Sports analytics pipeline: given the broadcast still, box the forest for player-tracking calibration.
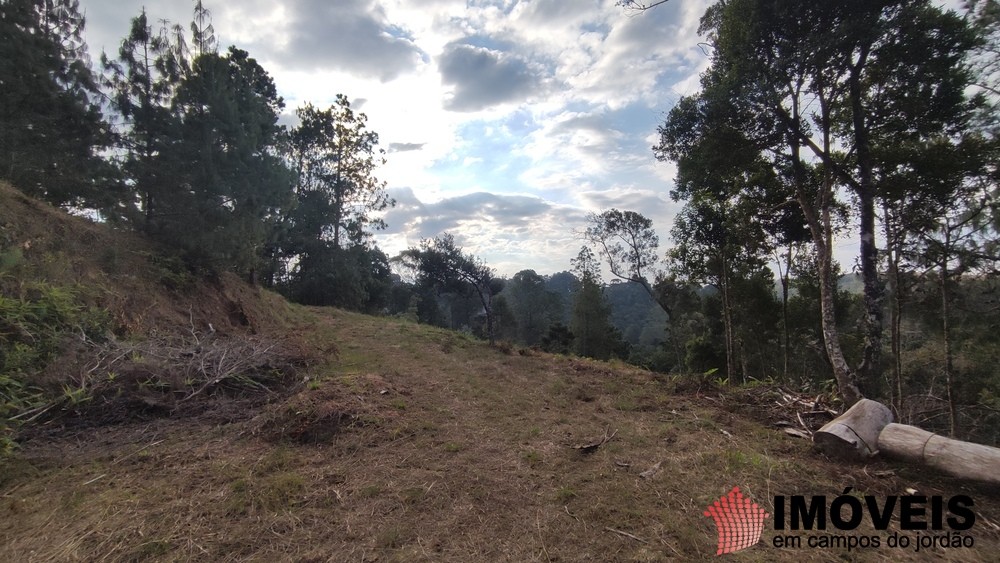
[3,0,1000,447]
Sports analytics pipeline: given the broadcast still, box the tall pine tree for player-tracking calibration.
[287,97,393,252]
[0,0,110,207]
[101,8,188,227]
[165,46,294,280]
[570,247,627,361]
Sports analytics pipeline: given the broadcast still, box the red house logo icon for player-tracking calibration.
[704,486,769,555]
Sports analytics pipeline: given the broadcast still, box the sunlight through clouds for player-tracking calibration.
[78,0,714,275]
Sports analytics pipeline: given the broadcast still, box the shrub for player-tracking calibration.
[0,282,110,453]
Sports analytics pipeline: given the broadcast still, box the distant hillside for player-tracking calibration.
[837,272,865,293]
[605,281,668,347]
[768,273,865,299]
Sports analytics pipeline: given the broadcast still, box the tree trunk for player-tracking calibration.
[472,280,497,346]
[786,93,863,406]
[849,50,882,393]
[940,221,958,437]
[800,173,862,406]
[738,338,749,384]
[883,205,904,416]
[815,404,1000,486]
[720,254,736,382]
[817,206,861,405]
[333,142,344,249]
[813,398,893,459]
[780,245,792,381]
[879,423,1000,485]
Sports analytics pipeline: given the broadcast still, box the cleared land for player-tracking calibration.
[2,307,999,562]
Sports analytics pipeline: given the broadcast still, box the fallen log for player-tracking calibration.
[877,423,1000,486]
[812,398,893,460]
[811,398,1000,485]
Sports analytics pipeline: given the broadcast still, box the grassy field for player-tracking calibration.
[3,306,999,562]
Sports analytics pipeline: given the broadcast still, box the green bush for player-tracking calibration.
[0,284,109,375]
[0,282,111,453]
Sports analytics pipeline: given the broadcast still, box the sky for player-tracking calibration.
[77,0,864,278]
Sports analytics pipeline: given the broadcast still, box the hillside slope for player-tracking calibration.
[0,181,297,339]
[1,184,999,561]
[0,181,311,430]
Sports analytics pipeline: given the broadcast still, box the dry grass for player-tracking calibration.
[0,181,301,340]
[2,308,999,562]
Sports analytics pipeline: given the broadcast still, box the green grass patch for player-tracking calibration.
[377,526,409,549]
[227,471,306,514]
[0,281,112,455]
[399,486,426,505]
[522,449,542,468]
[358,484,382,498]
[554,486,577,503]
[130,539,173,560]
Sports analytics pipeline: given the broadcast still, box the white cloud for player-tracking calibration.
[218,0,427,82]
[376,187,591,275]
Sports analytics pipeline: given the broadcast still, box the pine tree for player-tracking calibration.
[190,0,217,57]
[287,97,393,252]
[0,0,110,207]
[101,8,188,227]
[570,247,627,360]
[165,47,294,280]
[277,96,395,304]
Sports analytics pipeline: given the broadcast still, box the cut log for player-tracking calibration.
[812,399,893,460]
[809,399,999,485]
[878,423,1000,486]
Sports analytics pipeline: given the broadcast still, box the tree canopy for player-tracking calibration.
[397,234,503,344]
[0,0,111,207]
[654,0,990,405]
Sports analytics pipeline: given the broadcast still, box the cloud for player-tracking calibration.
[512,104,657,197]
[383,189,554,237]
[388,142,426,153]
[439,41,546,112]
[511,0,595,28]
[377,187,589,275]
[84,0,427,83]
[81,0,705,276]
[578,187,673,213]
[269,0,424,82]
[572,0,710,108]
